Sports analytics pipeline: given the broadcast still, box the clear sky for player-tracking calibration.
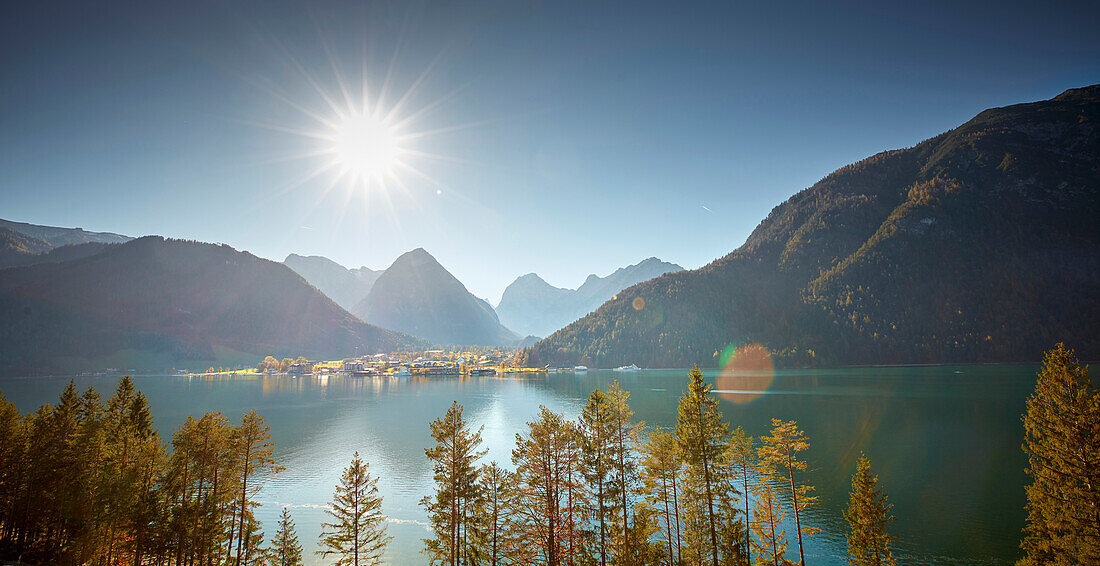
[2,0,1098,304]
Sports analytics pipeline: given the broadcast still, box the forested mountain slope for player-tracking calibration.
[0,226,115,269]
[528,85,1100,368]
[0,237,422,375]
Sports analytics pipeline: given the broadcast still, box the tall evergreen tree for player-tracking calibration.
[579,389,618,566]
[422,401,487,566]
[640,428,683,566]
[749,483,787,566]
[474,462,518,566]
[676,365,728,566]
[758,419,817,566]
[1019,343,1100,565]
[512,406,581,566]
[0,393,23,546]
[607,380,644,565]
[844,454,895,566]
[266,508,303,566]
[232,410,282,566]
[319,452,391,566]
[728,428,756,564]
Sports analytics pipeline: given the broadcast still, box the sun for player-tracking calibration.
[250,40,458,200]
[329,111,403,184]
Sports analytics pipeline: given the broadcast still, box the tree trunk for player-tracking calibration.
[700,403,718,566]
[788,448,805,566]
[235,437,253,566]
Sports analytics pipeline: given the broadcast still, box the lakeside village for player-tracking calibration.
[177,348,641,379]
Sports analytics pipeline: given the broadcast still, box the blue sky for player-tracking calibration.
[2,0,1098,303]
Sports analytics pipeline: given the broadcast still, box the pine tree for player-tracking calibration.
[676,365,728,566]
[474,462,517,566]
[607,380,644,566]
[579,389,618,566]
[319,452,391,566]
[1019,343,1100,565]
[232,410,282,566]
[758,419,817,566]
[728,427,756,564]
[844,454,895,566]
[0,393,24,546]
[422,401,487,566]
[640,427,683,566]
[749,483,787,566]
[511,406,581,566]
[266,508,303,566]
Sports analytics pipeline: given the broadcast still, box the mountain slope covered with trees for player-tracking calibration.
[528,85,1100,368]
[0,237,421,375]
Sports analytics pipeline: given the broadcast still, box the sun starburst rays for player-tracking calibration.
[254,45,461,200]
[235,19,494,253]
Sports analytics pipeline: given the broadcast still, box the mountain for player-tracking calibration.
[283,253,381,312]
[0,227,52,266]
[0,227,118,269]
[353,248,519,345]
[0,218,131,247]
[496,257,683,337]
[0,237,422,376]
[528,85,1100,368]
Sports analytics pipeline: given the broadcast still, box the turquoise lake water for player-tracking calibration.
[0,365,1036,564]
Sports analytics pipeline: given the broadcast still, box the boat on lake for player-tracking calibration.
[614,364,640,372]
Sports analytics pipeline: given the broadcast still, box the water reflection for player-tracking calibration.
[0,366,1034,565]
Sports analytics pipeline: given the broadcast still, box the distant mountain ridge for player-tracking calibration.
[496,257,683,337]
[353,248,519,346]
[0,237,422,375]
[0,227,52,266]
[528,85,1100,368]
[284,253,381,312]
[0,218,131,248]
[0,226,118,269]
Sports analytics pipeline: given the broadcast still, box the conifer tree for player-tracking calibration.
[728,427,756,563]
[233,410,282,566]
[319,452,391,566]
[607,380,644,565]
[512,406,581,566]
[758,419,817,566]
[579,389,618,566]
[676,365,728,566]
[422,401,487,566]
[1019,343,1100,565]
[844,454,895,566]
[0,393,23,544]
[640,428,683,566]
[266,508,303,566]
[475,462,518,566]
[749,483,787,566]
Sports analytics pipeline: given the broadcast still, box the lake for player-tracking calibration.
[0,365,1036,565]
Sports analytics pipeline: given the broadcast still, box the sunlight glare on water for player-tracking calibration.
[0,365,1035,565]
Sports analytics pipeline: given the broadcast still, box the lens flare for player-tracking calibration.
[715,343,775,404]
[632,297,646,311]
